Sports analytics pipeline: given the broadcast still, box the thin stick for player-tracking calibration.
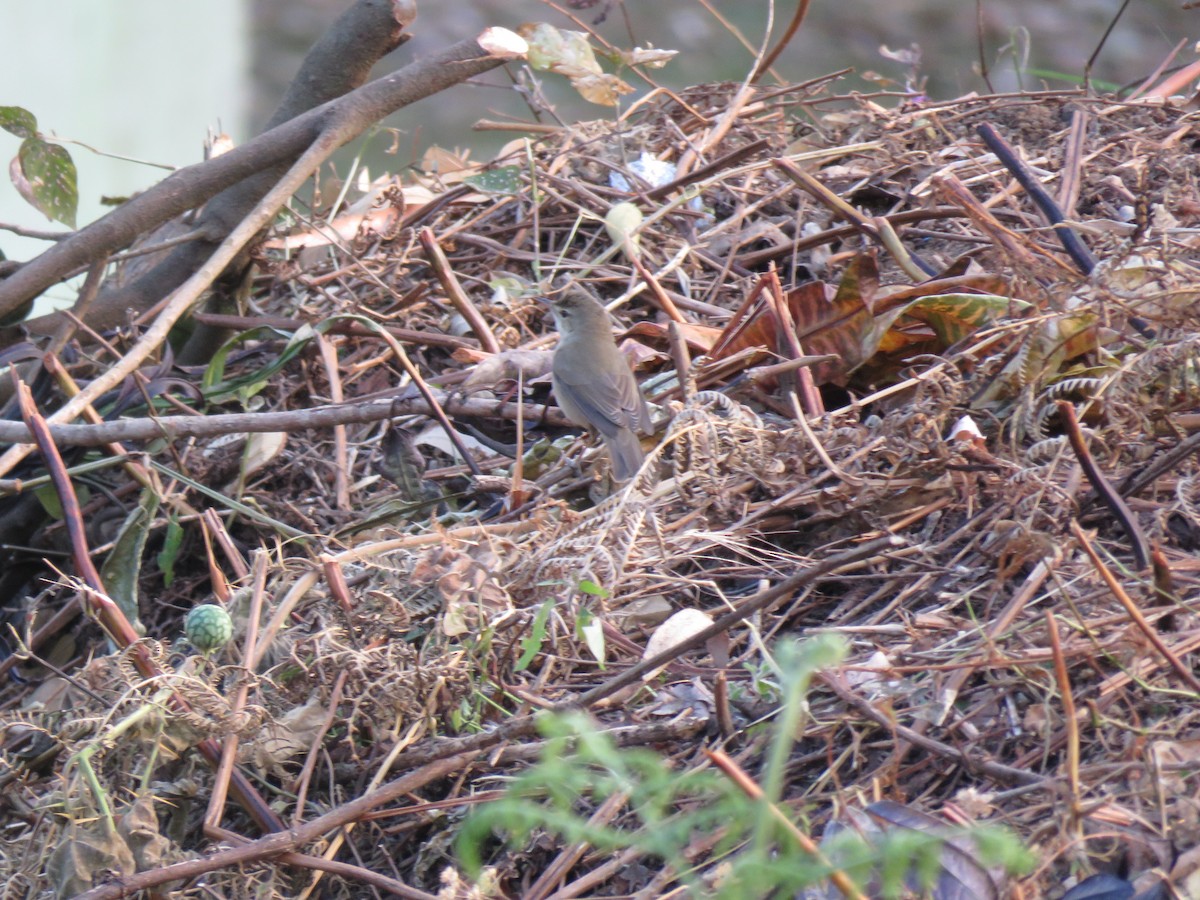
[707,748,866,899]
[1045,610,1081,822]
[205,551,270,829]
[1069,520,1200,694]
[750,0,813,84]
[419,226,501,354]
[1057,400,1148,571]
[315,332,351,510]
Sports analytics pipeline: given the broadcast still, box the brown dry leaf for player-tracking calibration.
[952,787,997,819]
[262,176,419,250]
[989,520,1060,579]
[706,218,792,258]
[412,544,513,637]
[23,674,74,711]
[47,821,137,898]
[614,594,673,630]
[1169,844,1200,897]
[843,649,897,697]
[518,23,634,106]
[709,255,882,385]
[242,431,287,480]
[615,46,678,69]
[863,800,1005,900]
[118,797,175,873]
[451,347,489,365]
[460,349,554,393]
[710,281,825,363]
[641,608,715,679]
[572,73,635,106]
[619,336,668,371]
[261,200,407,250]
[242,697,328,776]
[421,145,474,178]
[1150,738,1200,794]
[710,258,1021,386]
[625,319,724,353]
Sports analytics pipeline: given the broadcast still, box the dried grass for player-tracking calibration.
[4,83,1200,897]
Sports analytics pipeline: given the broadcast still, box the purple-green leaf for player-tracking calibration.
[0,106,38,139]
[17,137,78,227]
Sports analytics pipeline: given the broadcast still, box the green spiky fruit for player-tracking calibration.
[185,604,233,653]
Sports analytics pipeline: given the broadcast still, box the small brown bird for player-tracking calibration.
[545,288,652,481]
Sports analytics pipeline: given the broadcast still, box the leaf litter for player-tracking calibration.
[3,82,1200,897]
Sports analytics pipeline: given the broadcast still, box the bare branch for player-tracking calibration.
[2,13,522,337]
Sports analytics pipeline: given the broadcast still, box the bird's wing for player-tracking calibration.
[555,357,647,433]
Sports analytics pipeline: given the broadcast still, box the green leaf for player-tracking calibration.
[201,324,302,397]
[157,513,184,587]
[34,481,90,519]
[17,137,78,227]
[577,579,610,599]
[0,106,37,139]
[515,598,554,671]
[463,165,522,194]
[100,489,161,637]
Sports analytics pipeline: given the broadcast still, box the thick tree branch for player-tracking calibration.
[3,0,414,327]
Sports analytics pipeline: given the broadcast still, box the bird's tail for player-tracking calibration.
[605,428,645,482]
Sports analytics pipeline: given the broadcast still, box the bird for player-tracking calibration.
[544,288,652,481]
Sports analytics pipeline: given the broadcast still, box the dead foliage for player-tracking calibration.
[4,81,1200,898]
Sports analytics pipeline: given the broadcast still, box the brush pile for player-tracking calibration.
[3,79,1200,898]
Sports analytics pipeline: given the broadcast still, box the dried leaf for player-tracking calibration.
[118,797,174,872]
[613,595,673,630]
[624,319,723,353]
[710,255,881,385]
[572,75,631,107]
[579,611,606,664]
[47,821,137,898]
[605,201,643,257]
[461,349,554,392]
[641,608,715,679]
[616,45,678,69]
[411,545,513,637]
[518,23,634,106]
[243,698,328,775]
[242,431,287,479]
